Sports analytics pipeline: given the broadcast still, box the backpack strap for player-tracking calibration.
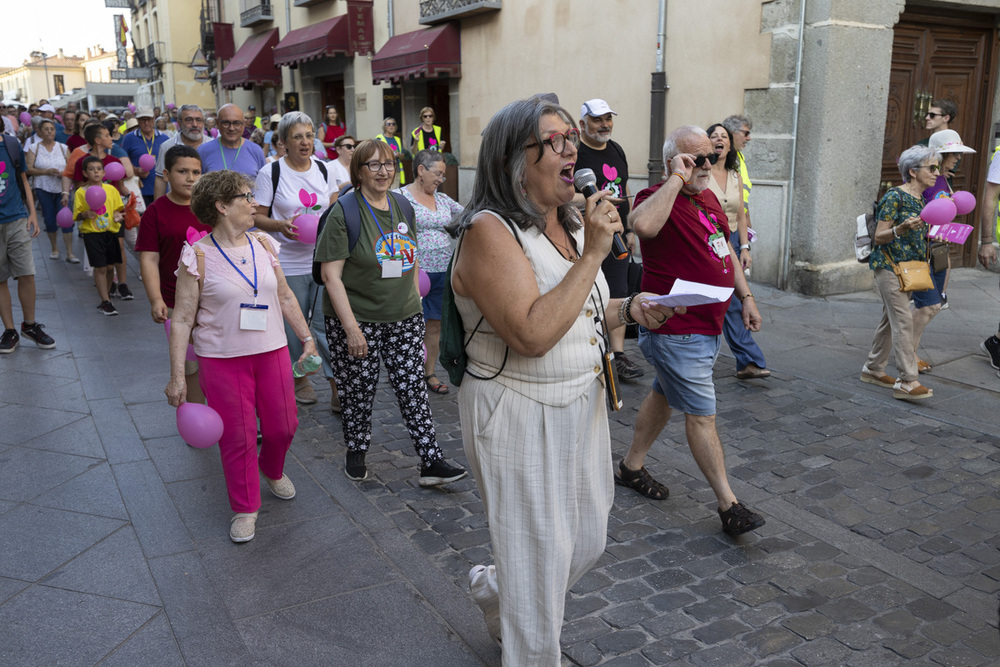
[3,134,27,203]
[268,159,280,218]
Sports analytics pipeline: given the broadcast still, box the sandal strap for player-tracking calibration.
[616,461,669,500]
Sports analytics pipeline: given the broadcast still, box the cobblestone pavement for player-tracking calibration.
[2,238,999,665]
[296,353,1000,666]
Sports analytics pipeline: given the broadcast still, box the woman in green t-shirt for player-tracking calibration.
[314,140,466,488]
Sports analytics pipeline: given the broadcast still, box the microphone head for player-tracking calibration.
[573,168,597,190]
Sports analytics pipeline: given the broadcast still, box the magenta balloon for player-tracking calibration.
[210,128,219,138]
[418,269,431,297]
[138,154,156,172]
[951,190,976,216]
[56,206,74,229]
[166,103,176,110]
[128,103,136,112]
[19,112,31,125]
[919,198,956,226]
[176,402,224,448]
[85,185,107,210]
[295,214,319,244]
[103,162,126,181]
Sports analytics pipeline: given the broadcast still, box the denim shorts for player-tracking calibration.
[638,330,721,416]
[910,267,946,308]
[422,270,447,321]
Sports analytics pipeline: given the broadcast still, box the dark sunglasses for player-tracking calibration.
[338,143,356,150]
[693,153,720,168]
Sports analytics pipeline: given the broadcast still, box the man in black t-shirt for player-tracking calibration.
[573,98,642,379]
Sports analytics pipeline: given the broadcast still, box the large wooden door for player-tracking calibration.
[882,7,998,266]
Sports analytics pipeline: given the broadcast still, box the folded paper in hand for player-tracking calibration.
[646,279,735,308]
[926,222,972,245]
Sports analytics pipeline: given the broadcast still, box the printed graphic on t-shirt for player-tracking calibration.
[0,161,9,198]
[298,189,323,212]
[374,232,417,272]
[600,163,624,199]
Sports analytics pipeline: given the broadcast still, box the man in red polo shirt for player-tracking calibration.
[616,125,766,537]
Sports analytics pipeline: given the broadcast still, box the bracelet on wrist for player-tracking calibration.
[739,293,754,303]
[619,293,638,326]
[670,172,685,183]
[301,336,313,344]
[739,244,750,251]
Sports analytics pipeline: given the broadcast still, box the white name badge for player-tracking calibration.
[381,259,403,279]
[709,234,729,258]
[240,303,268,331]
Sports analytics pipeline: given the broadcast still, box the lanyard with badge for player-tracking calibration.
[359,193,405,279]
[683,193,730,272]
[209,233,268,331]
[219,141,244,170]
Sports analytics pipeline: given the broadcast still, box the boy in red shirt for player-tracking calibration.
[137,145,211,403]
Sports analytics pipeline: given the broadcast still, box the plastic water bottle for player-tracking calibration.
[292,354,322,378]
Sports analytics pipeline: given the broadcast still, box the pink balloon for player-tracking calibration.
[920,198,956,226]
[104,161,125,182]
[56,206,74,229]
[19,112,30,125]
[164,318,171,338]
[210,128,219,138]
[138,154,156,172]
[176,402,224,448]
[85,185,107,210]
[418,269,431,298]
[951,190,976,216]
[166,103,176,110]
[295,214,319,244]
[128,103,136,112]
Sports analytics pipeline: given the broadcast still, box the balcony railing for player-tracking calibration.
[146,44,158,66]
[240,0,273,28]
[419,0,500,25]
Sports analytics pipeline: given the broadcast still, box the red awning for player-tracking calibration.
[371,22,460,84]
[273,16,349,67]
[220,28,280,90]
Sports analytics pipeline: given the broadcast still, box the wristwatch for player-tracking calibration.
[739,244,750,251]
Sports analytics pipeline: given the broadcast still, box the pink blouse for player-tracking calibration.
[178,234,287,358]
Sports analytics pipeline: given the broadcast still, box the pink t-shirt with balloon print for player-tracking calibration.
[252,156,337,277]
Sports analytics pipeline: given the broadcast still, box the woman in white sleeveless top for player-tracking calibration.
[706,123,769,380]
[451,98,679,665]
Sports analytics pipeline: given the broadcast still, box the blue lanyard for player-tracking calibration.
[358,192,396,256]
[209,233,258,298]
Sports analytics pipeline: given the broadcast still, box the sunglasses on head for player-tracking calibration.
[693,153,720,168]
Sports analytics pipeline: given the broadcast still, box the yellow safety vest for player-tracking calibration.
[411,125,443,152]
[376,133,406,184]
[737,151,752,212]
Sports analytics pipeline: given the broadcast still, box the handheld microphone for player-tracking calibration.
[574,168,629,260]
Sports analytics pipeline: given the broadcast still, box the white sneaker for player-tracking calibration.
[469,565,502,646]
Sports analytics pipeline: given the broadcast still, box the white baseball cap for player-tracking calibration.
[580,99,617,119]
[38,103,55,113]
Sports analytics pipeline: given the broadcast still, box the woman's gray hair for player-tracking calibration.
[278,111,314,144]
[897,145,937,183]
[662,125,708,168]
[450,97,579,235]
[412,149,444,180]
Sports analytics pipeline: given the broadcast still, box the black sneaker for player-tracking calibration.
[117,283,134,300]
[614,351,644,380]
[0,329,18,354]
[98,300,119,316]
[940,292,948,310]
[982,335,1000,370]
[719,501,766,536]
[108,283,118,298]
[419,459,467,487]
[20,322,55,349]
[345,449,368,481]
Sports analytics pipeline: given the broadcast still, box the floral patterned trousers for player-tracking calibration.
[325,312,444,465]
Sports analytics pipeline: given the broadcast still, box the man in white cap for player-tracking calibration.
[153,105,206,200]
[122,107,168,205]
[572,98,642,380]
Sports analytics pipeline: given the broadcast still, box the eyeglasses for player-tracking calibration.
[427,169,446,182]
[385,122,397,126]
[421,114,433,119]
[219,120,244,128]
[339,143,356,150]
[736,129,751,137]
[365,161,396,172]
[917,164,941,172]
[234,192,255,203]
[925,112,942,119]
[692,153,721,168]
[526,128,581,154]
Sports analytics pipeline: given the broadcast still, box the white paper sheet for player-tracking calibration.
[645,279,734,308]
